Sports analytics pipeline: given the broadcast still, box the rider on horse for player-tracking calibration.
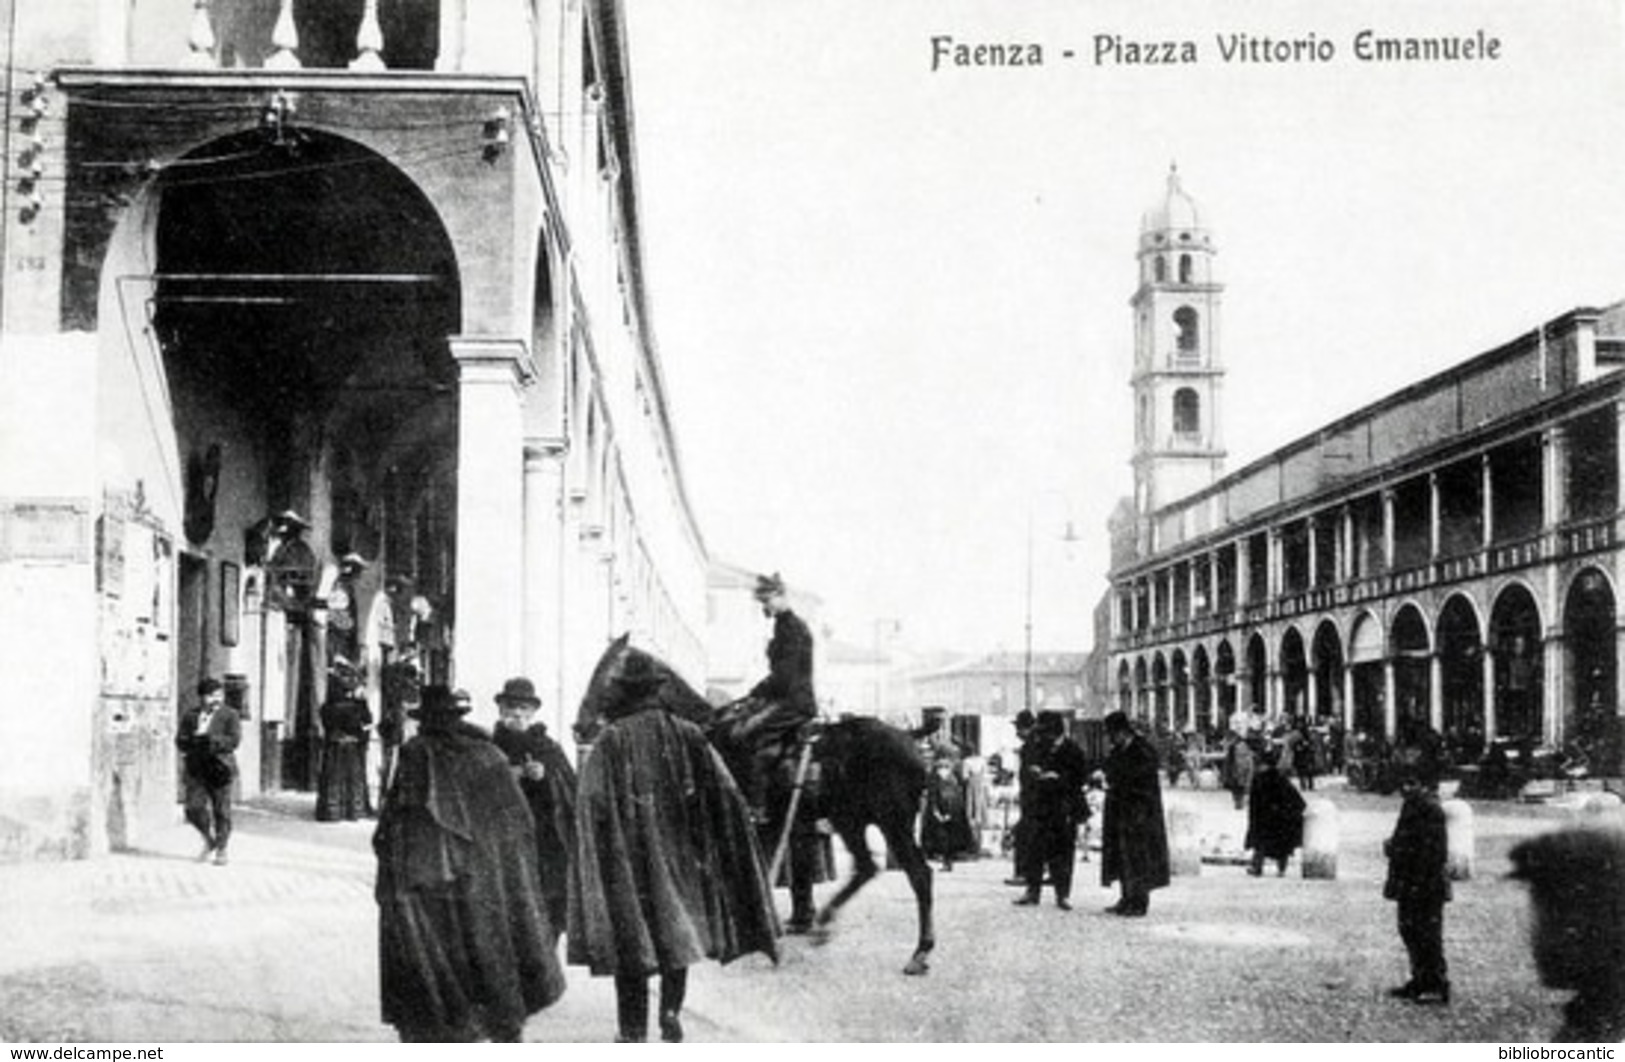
[736,572,819,816]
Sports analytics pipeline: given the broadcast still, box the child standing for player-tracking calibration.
[1382,763,1451,1005]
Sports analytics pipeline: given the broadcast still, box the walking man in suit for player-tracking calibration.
[176,676,241,865]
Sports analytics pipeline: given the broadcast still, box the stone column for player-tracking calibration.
[1210,551,1222,613]
[1307,516,1320,589]
[1342,664,1356,733]
[1429,651,1444,733]
[1382,488,1396,571]
[1544,630,1565,749]
[1383,658,1398,741]
[1236,539,1251,607]
[451,337,535,729]
[1483,646,1498,740]
[522,439,568,740]
[1543,425,1569,530]
[1269,528,1283,598]
[1481,453,1495,548]
[1428,472,1441,561]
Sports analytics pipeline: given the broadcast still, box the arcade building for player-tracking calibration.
[1103,167,1625,778]
[0,1,709,859]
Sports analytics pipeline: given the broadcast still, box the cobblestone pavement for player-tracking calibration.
[0,786,1614,1043]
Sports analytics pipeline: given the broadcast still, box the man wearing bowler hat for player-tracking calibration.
[493,676,578,932]
[176,676,241,865]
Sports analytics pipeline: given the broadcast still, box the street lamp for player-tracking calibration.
[1024,500,1081,715]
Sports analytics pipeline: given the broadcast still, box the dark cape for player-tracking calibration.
[493,722,578,922]
[1100,732,1173,894]
[373,721,565,1041]
[1244,765,1306,859]
[568,701,780,978]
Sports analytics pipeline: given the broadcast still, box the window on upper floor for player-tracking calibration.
[1174,306,1199,356]
[1179,254,1193,284]
[1173,388,1200,437]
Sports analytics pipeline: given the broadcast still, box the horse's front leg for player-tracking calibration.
[812,820,879,944]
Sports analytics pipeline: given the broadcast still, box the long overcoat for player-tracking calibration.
[568,701,780,978]
[493,722,578,923]
[1100,731,1172,895]
[1244,764,1306,860]
[1383,789,1451,905]
[373,720,565,1040]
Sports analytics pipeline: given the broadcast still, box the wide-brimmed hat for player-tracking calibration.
[495,677,541,708]
[274,509,310,531]
[408,684,468,721]
[614,650,665,699]
[753,572,786,600]
[339,552,366,572]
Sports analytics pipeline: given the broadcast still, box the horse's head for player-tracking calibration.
[573,633,716,746]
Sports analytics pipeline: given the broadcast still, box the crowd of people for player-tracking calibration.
[173,559,1622,1042]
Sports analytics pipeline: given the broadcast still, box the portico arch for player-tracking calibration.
[1347,611,1385,737]
[1564,566,1618,770]
[1437,593,1485,757]
[1310,619,1344,725]
[1391,604,1432,738]
[1490,583,1544,743]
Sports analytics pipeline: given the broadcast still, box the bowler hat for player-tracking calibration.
[614,650,665,698]
[197,677,224,697]
[1036,709,1065,734]
[753,572,786,600]
[1104,710,1134,734]
[495,677,542,708]
[409,684,469,721]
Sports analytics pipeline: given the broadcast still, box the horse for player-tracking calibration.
[573,634,937,976]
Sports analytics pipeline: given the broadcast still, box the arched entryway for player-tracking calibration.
[1214,639,1237,722]
[1564,567,1618,771]
[1191,644,1213,731]
[1310,619,1344,725]
[1280,627,1308,720]
[149,129,462,792]
[1348,611,1385,737]
[1244,633,1268,715]
[1489,583,1544,744]
[1391,604,1432,738]
[1437,594,1485,759]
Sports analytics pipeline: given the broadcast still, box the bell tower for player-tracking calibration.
[1130,163,1226,552]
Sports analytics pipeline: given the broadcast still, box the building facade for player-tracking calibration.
[911,650,1090,757]
[1104,172,1625,778]
[0,1,709,859]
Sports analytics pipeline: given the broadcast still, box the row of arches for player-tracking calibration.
[1115,567,1620,763]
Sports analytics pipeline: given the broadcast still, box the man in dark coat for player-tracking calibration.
[176,676,241,866]
[1383,763,1451,1005]
[1245,747,1306,876]
[1100,710,1171,916]
[736,572,819,813]
[569,649,780,1043]
[491,675,578,931]
[1012,711,1090,910]
[1003,708,1038,886]
[373,684,565,1042]
[1509,824,1625,1042]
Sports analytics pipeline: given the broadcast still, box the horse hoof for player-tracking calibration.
[903,956,929,976]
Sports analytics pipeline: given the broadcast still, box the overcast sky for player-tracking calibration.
[620,0,1625,657]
